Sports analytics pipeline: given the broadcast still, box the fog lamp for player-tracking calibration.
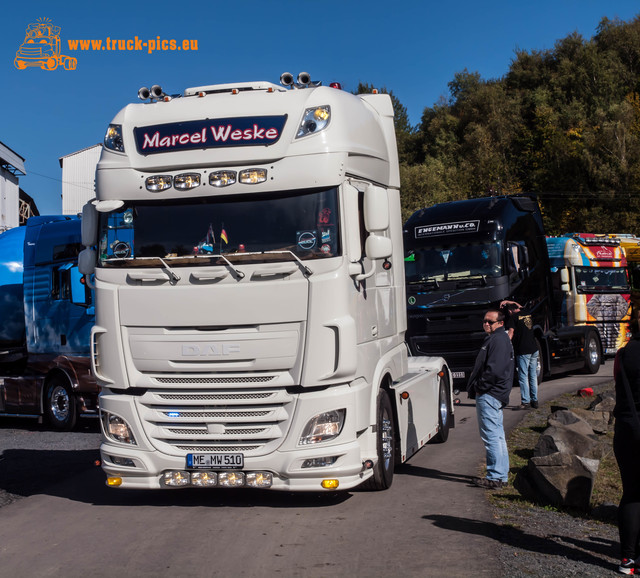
[162,471,191,487]
[321,479,339,489]
[301,456,338,469]
[145,175,172,192]
[174,173,201,190]
[239,169,267,184]
[191,471,217,487]
[107,477,123,487]
[218,472,245,487]
[209,170,237,187]
[299,409,346,445]
[245,472,273,487]
[110,456,135,467]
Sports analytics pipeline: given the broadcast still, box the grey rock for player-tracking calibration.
[528,452,599,509]
[534,425,604,460]
[588,391,616,412]
[571,408,612,434]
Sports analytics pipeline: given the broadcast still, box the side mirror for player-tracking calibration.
[355,235,393,282]
[79,248,97,289]
[363,184,389,232]
[82,202,98,247]
[365,234,392,260]
[70,266,91,306]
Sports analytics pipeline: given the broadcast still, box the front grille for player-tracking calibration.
[175,444,262,452]
[135,387,295,457]
[158,392,273,401]
[155,376,276,385]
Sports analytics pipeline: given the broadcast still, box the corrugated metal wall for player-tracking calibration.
[61,144,101,215]
[0,168,20,232]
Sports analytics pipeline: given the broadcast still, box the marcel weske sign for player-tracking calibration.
[134,115,287,154]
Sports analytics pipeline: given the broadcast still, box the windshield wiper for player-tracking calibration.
[241,250,313,276]
[103,256,183,284]
[408,278,440,290]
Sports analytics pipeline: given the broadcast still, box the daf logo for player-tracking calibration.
[182,343,241,356]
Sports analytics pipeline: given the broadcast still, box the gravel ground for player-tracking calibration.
[491,381,623,578]
[495,495,620,577]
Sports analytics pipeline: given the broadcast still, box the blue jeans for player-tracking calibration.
[476,393,509,482]
[517,352,539,404]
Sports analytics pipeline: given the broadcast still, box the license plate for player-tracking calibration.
[452,372,465,379]
[187,453,244,469]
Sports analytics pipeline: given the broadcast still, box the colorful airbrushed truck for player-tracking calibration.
[79,74,454,491]
[546,234,631,356]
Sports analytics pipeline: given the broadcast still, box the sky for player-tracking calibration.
[1,0,639,215]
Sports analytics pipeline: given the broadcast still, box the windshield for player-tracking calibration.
[574,267,629,293]
[405,242,502,283]
[98,187,340,267]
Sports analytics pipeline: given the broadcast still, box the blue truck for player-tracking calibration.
[0,216,98,430]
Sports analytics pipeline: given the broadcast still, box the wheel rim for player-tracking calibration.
[588,338,599,365]
[50,385,70,422]
[439,380,448,425]
[381,411,393,470]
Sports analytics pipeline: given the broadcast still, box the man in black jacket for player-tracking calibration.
[467,308,514,489]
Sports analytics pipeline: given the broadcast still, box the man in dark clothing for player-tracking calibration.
[467,308,514,489]
[502,300,539,409]
[613,319,640,575]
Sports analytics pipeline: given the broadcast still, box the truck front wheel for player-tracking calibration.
[433,373,451,443]
[535,338,545,383]
[583,331,601,374]
[45,377,77,431]
[362,389,395,491]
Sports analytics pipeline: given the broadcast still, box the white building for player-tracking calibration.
[59,144,101,215]
[0,141,26,232]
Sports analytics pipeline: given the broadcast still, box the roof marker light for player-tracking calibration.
[329,82,342,90]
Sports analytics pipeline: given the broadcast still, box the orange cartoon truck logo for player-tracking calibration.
[15,18,77,71]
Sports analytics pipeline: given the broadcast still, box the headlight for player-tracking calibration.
[299,409,345,445]
[104,124,125,152]
[101,411,137,445]
[296,106,331,139]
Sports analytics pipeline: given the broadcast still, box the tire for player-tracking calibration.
[63,57,77,71]
[535,338,545,384]
[45,57,58,71]
[583,330,601,374]
[433,374,451,443]
[362,389,395,491]
[44,376,77,431]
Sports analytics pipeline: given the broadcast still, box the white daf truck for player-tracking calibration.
[79,73,453,491]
